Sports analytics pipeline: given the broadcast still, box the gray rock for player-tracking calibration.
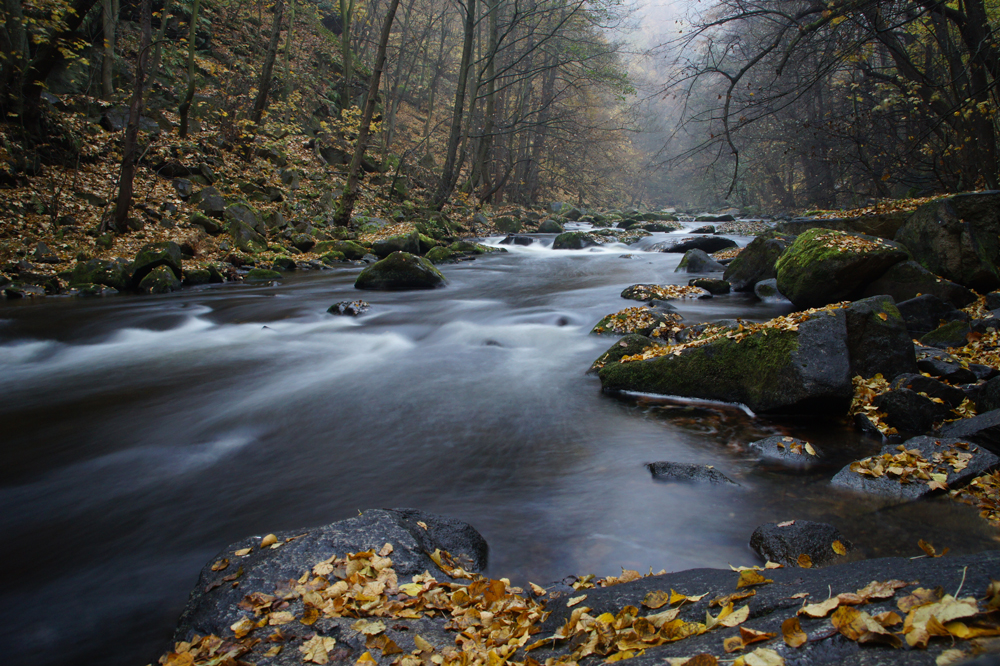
[915,346,978,383]
[843,295,917,380]
[896,294,969,336]
[499,234,533,246]
[873,389,951,434]
[32,242,61,264]
[749,520,851,567]
[224,203,262,234]
[328,300,370,316]
[748,436,821,468]
[172,178,193,199]
[890,373,967,408]
[675,248,726,273]
[831,436,998,500]
[894,191,1000,291]
[663,236,738,254]
[859,260,975,308]
[229,220,268,253]
[130,241,183,288]
[646,462,738,485]
[723,231,795,292]
[193,187,226,217]
[919,320,974,348]
[938,410,1000,456]
[172,509,487,644]
[66,258,131,291]
[537,219,563,234]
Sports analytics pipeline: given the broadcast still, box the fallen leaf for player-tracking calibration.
[799,597,840,618]
[918,539,949,558]
[368,633,404,656]
[804,443,817,456]
[268,611,295,625]
[723,635,745,653]
[234,548,251,556]
[743,647,784,666]
[300,635,337,664]
[260,534,278,548]
[643,590,671,609]
[739,626,776,647]
[710,590,756,607]
[936,649,968,666]
[832,541,847,556]
[797,554,812,569]
[776,520,795,527]
[737,571,773,589]
[781,617,807,648]
[352,619,387,636]
[413,635,434,652]
[719,604,750,628]
[231,616,255,638]
[530,582,547,596]
[211,558,229,571]
[356,651,378,666]
[567,594,588,607]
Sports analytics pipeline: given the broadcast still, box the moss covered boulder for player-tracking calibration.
[591,307,684,339]
[425,246,456,264]
[138,265,182,293]
[723,231,795,291]
[893,192,1000,292]
[67,258,131,291]
[553,231,600,249]
[675,248,725,273]
[537,219,564,234]
[775,228,908,308]
[246,268,282,281]
[597,306,854,414]
[372,231,436,258]
[229,219,268,253]
[355,251,446,291]
[313,240,369,260]
[130,241,183,288]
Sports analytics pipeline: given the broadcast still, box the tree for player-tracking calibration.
[251,0,285,125]
[179,0,202,137]
[333,0,403,226]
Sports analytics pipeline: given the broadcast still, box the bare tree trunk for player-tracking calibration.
[1,0,28,113]
[178,0,201,137]
[101,0,115,99]
[433,0,476,209]
[473,0,497,197]
[149,0,173,81]
[251,0,284,125]
[333,0,402,226]
[339,0,356,108]
[282,0,296,109]
[111,0,151,234]
[422,16,449,142]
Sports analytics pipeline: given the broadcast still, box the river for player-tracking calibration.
[1,224,995,666]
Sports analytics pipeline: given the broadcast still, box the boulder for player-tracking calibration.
[494,216,522,233]
[67,258,131,291]
[588,334,655,374]
[193,186,226,217]
[537,219,564,234]
[598,305,853,414]
[271,256,296,271]
[919,320,974,348]
[675,249,726,273]
[843,295,917,380]
[646,462,738,485]
[591,308,683,338]
[938,410,1000,455]
[313,240,369,260]
[776,210,910,239]
[355,252,446,291]
[499,234,534,246]
[975,375,1000,413]
[189,211,222,235]
[425,246,456,264]
[172,178,193,199]
[224,203,263,234]
[749,521,851,567]
[774,228,908,308]
[662,236,738,254]
[553,231,600,250]
[171,509,488,645]
[896,294,969,336]
[328,300,370,316]
[32,242,60,264]
[229,220,268,253]
[130,241,183,287]
[915,346,978,384]
[643,222,681,232]
[872,389,951,434]
[690,225,715,234]
[747,436,821,469]
[137,265,182,294]
[690,278,730,295]
[894,191,1000,292]
[831,436,998,501]
[890,373,967,408]
[291,233,316,253]
[245,268,282,281]
[722,231,795,291]
[859,260,975,308]
[753,278,790,303]
[694,213,735,222]
[372,232,435,258]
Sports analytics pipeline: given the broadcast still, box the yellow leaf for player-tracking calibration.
[261,534,278,548]
[300,635,338,664]
[234,548,252,556]
[723,635,745,653]
[878,313,888,321]
[399,583,423,596]
[356,651,378,666]
[743,647,785,666]
[831,541,847,556]
[799,597,840,618]
[781,617,807,648]
[719,604,750,628]
[606,649,643,662]
[268,611,295,625]
[643,590,671,609]
[211,558,230,571]
[413,635,434,652]
[567,594,588,607]
[231,616,255,639]
[737,570,773,589]
[353,619,386,636]
[530,582,547,596]
[797,554,812,569]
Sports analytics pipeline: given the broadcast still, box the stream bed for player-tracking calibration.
[1,226,996,666]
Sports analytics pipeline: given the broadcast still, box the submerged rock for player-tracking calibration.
[355,251,446,291]
[749,520,852,567]
[328,300,370,316]
[646,461,739,485]
[747,436,821,468]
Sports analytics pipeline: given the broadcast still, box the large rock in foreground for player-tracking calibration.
[173,508,488,641]
[355,251,446,290]
[597,297,915,415]
[894,191,1000,292]
[775,228,908,308]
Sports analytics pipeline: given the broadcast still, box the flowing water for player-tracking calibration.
[1,225,996,666]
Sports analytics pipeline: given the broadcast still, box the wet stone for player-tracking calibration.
[646,461,739,485]
[749,520,852,567]
[328,300,371,316]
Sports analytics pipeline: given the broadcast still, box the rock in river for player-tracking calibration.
[749,520,852,567]
[355,251,446,290]
[646,461,738,485]
[748,436,821,468]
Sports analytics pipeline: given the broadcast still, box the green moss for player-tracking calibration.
[598,329,799,408]
[246,268,282,281]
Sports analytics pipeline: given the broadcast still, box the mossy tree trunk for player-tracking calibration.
[178,0,201,138]
[333,0,402,226]
[338,0,356,108]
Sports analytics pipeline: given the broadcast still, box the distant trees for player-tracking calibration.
[659,0,1000,210]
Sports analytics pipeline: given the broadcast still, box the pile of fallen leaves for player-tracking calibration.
[619,302,849,364]
[848,374,897,437]
[622,284,709,301]
[155,540,1000,666]
[951,471,1000,526]
[847,442,976,491]
[710,247,741,261]
[801,196,943,220]
[592,307,686,339]
[811,230,898,254]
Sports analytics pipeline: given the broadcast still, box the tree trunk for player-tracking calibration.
[101,0,116,99]
[251,0,284,125]
[473,0,497,198]
[1,0,28,113]
[283,0,296,109]
[111,0,152,234]
[149,0,174,81]
[422,16,449,142]
[432,0,476,209]
[333,0,402,226]
[178,0,201,137]
[339,0,356,108]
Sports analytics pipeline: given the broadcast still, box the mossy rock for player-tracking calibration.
[67,258,131,291]
[229,220,268,253]
[372,231,436,258]
[495,216,522,233]
[190,211,222,235]
[597,307,854,414]
[183,268,212,285]
[272,256,297,271]
[313,240,369,260]
[73,282,119,297]
[775,228,909,308]
[246,268,283,281]
[919,320,974,349]
[320,251,347,265]
[723,231,795,292]
[355,251,446,291]
[415,214,462,241]
[425,246,456,264]
[138,265,182,294]
[690,278,730,294]
[591,308,684,338]
[588,334,655,374]
[553,231,600,249]
[537,219,564,234]
[130,241,183,288]
[448,241,505,255]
